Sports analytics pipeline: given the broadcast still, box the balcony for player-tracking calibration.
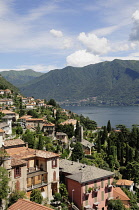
[93,186,100,192]
[27,170,48,191]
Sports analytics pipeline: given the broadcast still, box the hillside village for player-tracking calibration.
[0,88,139,210]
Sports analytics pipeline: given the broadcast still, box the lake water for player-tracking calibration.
[62,106,139,128]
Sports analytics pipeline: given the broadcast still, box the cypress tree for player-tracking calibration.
[107,120,112,133]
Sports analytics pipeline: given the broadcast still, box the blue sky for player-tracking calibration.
[0,0,139,72]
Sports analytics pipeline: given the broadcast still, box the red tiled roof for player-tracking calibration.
[4,139,25,147]
[113,187,130,201]
[8,199,54,210]
[26,118,44,121]
[6,147,59,159]
[0,128,4,133]
[116,179,133,186]
[2,110,15,114]
[43,123,55,126]
[11,158,27,167]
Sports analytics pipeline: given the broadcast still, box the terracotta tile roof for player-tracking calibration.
[113,187,130,201]
[0,128,4,133]
[60,119,77,126]
[19,115,32,119]
[11,158,27,167]
[2,110,15,114]
[8,199,54,210]
[26,118,44,121]
[4,139,25,147]
[6,147,59,160]
[43,123,55,126]
[116,179,133,186]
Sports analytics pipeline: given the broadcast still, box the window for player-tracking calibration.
[14,166,21,178]
[52,158,57,168]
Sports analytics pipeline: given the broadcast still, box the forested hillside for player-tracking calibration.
[18,59,139,105]
[0,75,19,93]
[1,69,43,87]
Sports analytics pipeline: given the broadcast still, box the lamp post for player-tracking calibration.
[72,189,74,206]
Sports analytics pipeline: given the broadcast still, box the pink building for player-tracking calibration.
[60,159,114,210]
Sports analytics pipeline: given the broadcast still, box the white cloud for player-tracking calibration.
[130,10,139,41]
[78,32,110,55]
[50,29,63,38]
[132,10,139,21]
[16,64,59,72]
[92,25,119,36]
[66,50,101,67]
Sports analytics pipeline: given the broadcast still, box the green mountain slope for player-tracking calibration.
[19,59,139,105]
[1,69,43,87]
[0,75,19,93]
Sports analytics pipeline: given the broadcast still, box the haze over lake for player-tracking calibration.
[62,106,139,128]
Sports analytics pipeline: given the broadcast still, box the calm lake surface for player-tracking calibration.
[62,105,139,128]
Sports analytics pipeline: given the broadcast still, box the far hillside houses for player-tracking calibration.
[26,118,45,130]
[0,99,13,106]
[42,123,55,137]
[60,119,77,130]
[0,89,12,95]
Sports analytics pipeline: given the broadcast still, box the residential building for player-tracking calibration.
[56,132,68,144]
[113,187,130,209]
[42,123,55,137]
[2,139,59,201]
[60,159,114,210]
[26,118,45,130]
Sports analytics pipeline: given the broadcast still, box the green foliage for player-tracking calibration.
[125,161,139,184]
[80,115,97,130]
[37,135,44,150]
[108,199,126,210]
[0,167,9,201]
[59,184,68,200]
[56,124,74,138]
[8,190,26,207]
[48,99,57,107]
[22,130,35,148]
[122,188,139,209]
[19,59,139,105]
[71,142,84,161]
[0,75,19,93]
[1,69,43,87]
[107,120,112,133]
[27,110,40,118]
[30,189,43,204]
[15,125,23,135]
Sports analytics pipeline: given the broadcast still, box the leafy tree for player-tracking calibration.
[56,124,74,138]
[15,125,23,135]
[0,167,9,206]
[122,188,139,209]
[8,190,26,207]
[22,130,35,148]
[101,126,108,145]
[75,120,80,140]
[107,120,112,133]
[48,99,57,107]
[71,142,84,161]
[30,189,43,204]
[37,135,44,150]
[108,199,126,210]
[125,161,139,184]
[59,184,68,200]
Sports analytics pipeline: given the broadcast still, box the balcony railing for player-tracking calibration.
[27,181,47,191]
